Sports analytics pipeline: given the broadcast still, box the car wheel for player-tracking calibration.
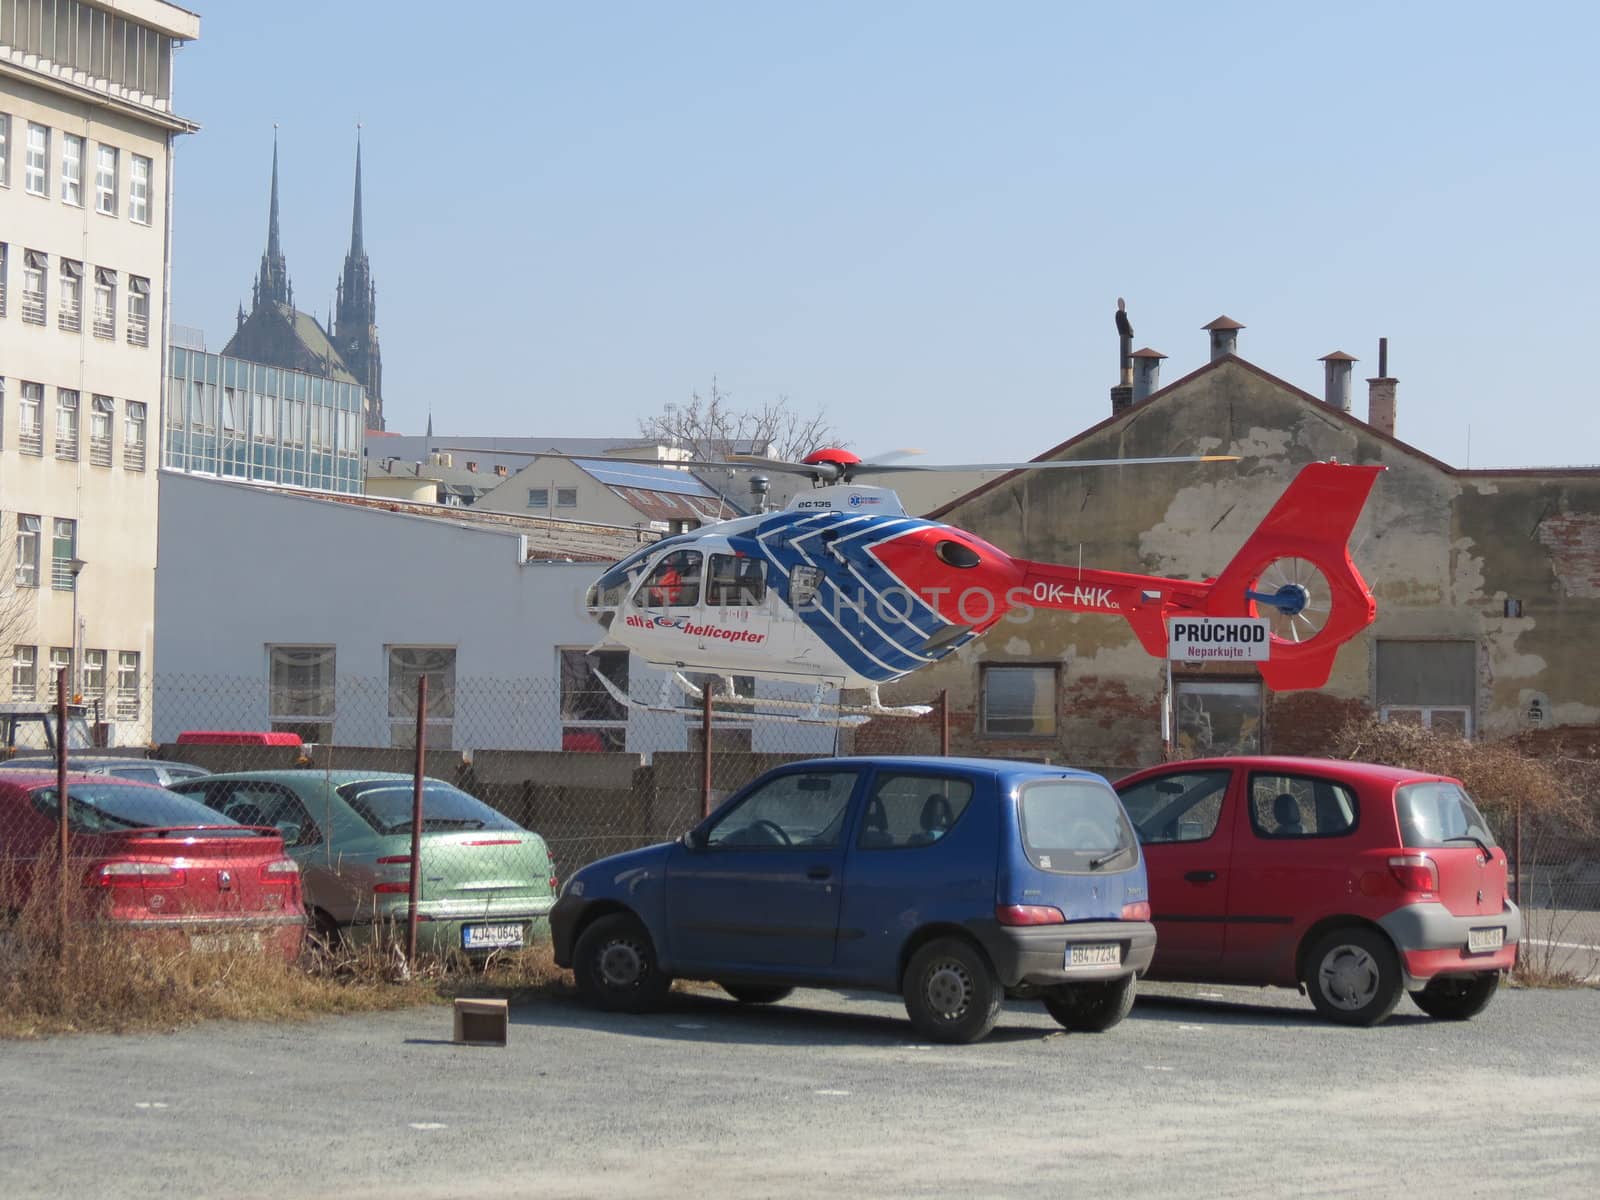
[310,908,343,949]
[1304,927,1403,1026]
[1411,972,1500,1021]
[573,913,672,1013]
[1042,974,1137,1033]
[902,937,1001,1044]
[720,983,794,1005]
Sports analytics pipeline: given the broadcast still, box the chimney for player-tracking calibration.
[1131,348,1167,403]
[413,461,422,476]
[466,460,478,473]
[1110,297,1135,414]
[1366,337,1398,437]
[494,464,508,477]
[1203,315,1244,361]
[1318,351,1357,411]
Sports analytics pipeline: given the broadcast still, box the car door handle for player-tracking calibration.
[1184,870,1218,883]
[806,866,833,881]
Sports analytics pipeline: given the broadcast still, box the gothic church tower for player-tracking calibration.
[333,136,385,431]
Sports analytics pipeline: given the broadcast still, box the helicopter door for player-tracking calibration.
[699,552,778,671]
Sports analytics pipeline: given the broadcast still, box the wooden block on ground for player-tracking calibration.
[452,997,508,1046]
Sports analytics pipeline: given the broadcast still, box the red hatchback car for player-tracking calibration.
[1114,756,1520,1025]
[0,772,305,958]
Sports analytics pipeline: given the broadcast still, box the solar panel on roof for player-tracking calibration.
[573,459,721,498]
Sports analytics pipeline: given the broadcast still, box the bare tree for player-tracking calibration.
[0,578,35,697]
[639,378,842,463]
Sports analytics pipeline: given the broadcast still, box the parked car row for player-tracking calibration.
[554,754,1521,1042]
[0,765,558,958]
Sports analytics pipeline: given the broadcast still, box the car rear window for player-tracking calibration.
[30,784,240,835]
[337,780,518,835]
[1017,778,1137,873]
[1396,781,1498,850]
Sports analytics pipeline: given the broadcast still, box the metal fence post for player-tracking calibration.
[406,674,427,963]
[1513,797,1524,910]
[701,684,714,819]
[938,688,950,756]
[56,668,70,951]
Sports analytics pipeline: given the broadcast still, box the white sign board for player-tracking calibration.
[1167,617,1272,662]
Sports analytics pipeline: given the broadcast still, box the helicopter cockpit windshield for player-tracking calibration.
[587,534,700,613]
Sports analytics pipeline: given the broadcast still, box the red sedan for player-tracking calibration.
[1114,756,1519,1025]
[0,771,305,959]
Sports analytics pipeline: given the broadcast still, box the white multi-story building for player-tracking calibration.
[0,0,200,741]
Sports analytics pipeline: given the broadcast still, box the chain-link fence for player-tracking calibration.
[4,670,1595,982]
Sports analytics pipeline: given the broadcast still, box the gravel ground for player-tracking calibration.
[2,980,1597,1199]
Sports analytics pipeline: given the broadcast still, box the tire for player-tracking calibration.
[1303,927,1404,1026]
[902,937,1002,1044]
[1411,972,1500,1021]
[573,913,672,1013]
[720,983,794,1005]
[1042,974,1137,1033]
[310,908,343,949]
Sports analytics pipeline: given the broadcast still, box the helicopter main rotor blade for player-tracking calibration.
[851,454,1241,474]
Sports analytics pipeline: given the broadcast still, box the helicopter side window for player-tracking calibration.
[707,554,766,607]
[634,550,702,608]
[790,565,824,608]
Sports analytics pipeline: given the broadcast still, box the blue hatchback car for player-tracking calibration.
[551,756,1156,1043]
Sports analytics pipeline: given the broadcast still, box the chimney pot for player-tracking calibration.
[1202,315,1244,362]
[495,464,508,477]
[1318,351,1357,411]
[1130,347,1167,404]
[466,460,478,473]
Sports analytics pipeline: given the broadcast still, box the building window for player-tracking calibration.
[14,515,41,588]
[89,395,114,467]
[124,400,147,470]
[126,275,150,346]
[1174,679,1263,757]
[559,647,628,751]
[93,267,116,338]
[51,518,78,591]
[116,651,141,721]
[20,382,44,455]
[25,123,47,195]
[0,241,8,316]
[980,664,1058,736]
[1376,640,1476,739]
[129,154,151,223]
[252,393,275,441]
[95,144,118,215]
[57,258,82,331]
[12,646,37,701]
[387,647,457,749]
[60,133,83,205]
[0,113,9,187]
[268,645,336,742]
[48,647,72,696]
[526,488,548,509]
[21,249,46,324]
[55,390,79,461]
[556,488,578,508]
[82,649,107,705]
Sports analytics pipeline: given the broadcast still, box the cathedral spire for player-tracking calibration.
[334,128,384,431]
[255,126,291,307]
[350,128,365,259]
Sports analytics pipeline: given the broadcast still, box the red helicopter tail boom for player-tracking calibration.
[1014,462,1381,691]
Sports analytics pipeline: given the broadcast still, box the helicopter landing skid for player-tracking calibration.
[585,656,931,725]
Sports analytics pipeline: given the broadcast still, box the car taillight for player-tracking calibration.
[90,862,186,888]
[1388,854,1439,896]
[463,839,521,847]
[376,855,413,865]
[259,858,299,885]
[373,881,411,894]
[1120,901,1151,921]
[549,875,559,892]
[995,904,1065,926]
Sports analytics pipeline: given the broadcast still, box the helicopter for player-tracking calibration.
[567,447,1383,723]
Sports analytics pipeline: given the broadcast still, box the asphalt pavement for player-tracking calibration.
[2,980,1597,1199]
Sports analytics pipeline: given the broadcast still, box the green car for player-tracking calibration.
[169,771,557,953]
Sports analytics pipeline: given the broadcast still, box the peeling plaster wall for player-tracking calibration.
[868,359,1600,768]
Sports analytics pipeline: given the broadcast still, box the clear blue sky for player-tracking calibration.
[170,0,1598,468]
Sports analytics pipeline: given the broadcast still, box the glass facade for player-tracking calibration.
[165,349,364,494]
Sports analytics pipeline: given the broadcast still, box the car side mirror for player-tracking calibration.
[682,828,704,851]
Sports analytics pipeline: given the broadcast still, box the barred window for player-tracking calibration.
[13,646,38,702]
[116,651,141,721]
[20,382,44,455]
[82,649,107,703]
[126,275,150,347]
[93,267,116,338]
[89,395,114,466]
[55,389,79,460]
[51,518,78,591]
[124,400,146,470]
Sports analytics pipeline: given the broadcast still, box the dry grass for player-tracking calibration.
[0,866,575,1040]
